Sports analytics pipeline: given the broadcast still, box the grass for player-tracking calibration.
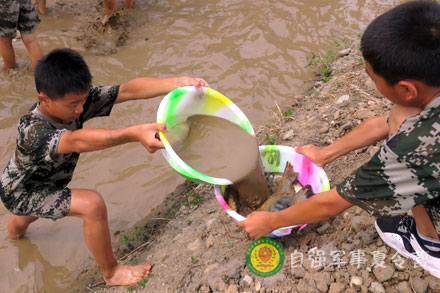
[127,277,150,292]
[307,38,353,83]
[122,234,136,245]
[282,109,294,122]
[264,133,278,145]
[307,49,334,83]
[227,239,233,248]
[121,225,149,246]
[181,186,204,207]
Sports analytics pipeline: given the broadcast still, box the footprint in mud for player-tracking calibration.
[76,3,134,55]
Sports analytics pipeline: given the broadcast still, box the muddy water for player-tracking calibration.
[0,0,401,291]
[173,115,268,210]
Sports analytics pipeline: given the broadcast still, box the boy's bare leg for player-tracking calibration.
[0,37,16,68]
[125,0,134,8]
[21,33,42,67]
[7,215,38,239]
[103,0,117,15]
[68,189,151,286]
[412,204,439,240]
[35,0,46,14]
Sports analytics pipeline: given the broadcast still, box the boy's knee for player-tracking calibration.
[21,34,38,45]
[82,191,107,219]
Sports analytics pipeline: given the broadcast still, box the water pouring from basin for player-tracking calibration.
[157,87,330,237]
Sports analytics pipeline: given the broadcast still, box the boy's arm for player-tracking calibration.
[115,76,209,104]
[237,188,353,238]
[56,123,166,154]
[296,114,389,167]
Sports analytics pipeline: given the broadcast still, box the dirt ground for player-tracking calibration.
[75,41,440,293]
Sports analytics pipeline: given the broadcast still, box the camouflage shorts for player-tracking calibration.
[2,185,71,221]
[0,0,40,38]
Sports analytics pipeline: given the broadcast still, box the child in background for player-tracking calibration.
[0,0,43,68]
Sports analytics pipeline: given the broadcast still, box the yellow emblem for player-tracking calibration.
[246,238,284,277]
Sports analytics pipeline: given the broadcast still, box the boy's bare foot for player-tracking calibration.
[104,264,152,286]
[102,14,112,26]
[7,215,38,240]
[8,229,26,240]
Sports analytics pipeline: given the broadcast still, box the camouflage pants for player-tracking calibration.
[0,0,40,38]
[1,185,71,220]
[337,99,440,238]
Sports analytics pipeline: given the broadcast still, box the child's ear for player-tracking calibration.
[397,80,418,103]
[38,92,49,105]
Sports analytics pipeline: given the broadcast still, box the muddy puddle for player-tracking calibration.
[0,0,401,291]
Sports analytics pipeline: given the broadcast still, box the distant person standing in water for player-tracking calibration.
[0,0,43,68]
[0,48,209,286]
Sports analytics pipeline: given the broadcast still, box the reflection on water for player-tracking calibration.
[9,238,72,291]
[0,0,401,290]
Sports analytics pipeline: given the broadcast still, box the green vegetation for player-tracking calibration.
[307,38,353,83]
[282,109,294,122]
[264,133,278,145]
[181,187,203,207]
[191,256,198,264]
[335,39,350,48]
[121,225,149,246]
[227,239,233,248]
[127,277,150,292]
[122,234,136,245]
[307,49,334,83]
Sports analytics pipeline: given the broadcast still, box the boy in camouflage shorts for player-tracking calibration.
[239,0,440,278]
[0,48,209,286]
[0,0,43,68]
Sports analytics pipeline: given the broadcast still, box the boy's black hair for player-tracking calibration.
[361,0,440,86]
[35,48,92,100]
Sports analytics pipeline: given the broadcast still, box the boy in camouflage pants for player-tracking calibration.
[0,0,42,68]
[239,0,440,278]
[0,48,209,286]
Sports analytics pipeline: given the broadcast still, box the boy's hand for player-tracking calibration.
[237,211,276,239]
[175,76,210,91]
[295,144,326,167]
[136,123,167,153]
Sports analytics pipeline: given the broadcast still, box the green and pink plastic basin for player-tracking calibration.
[157,86,330,237]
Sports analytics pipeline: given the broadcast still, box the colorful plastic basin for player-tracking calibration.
[214,145,331,237]
[157,86,255,185]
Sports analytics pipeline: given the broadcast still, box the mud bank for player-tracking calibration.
[76,41,440,293]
